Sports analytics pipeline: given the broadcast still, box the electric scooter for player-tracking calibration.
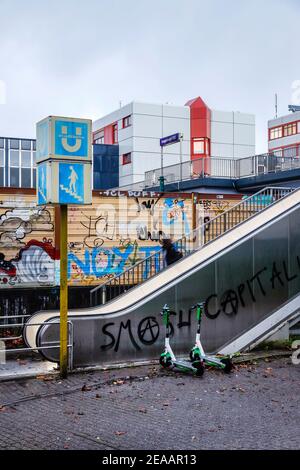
[159,304,204,376]
[189,302,233,373]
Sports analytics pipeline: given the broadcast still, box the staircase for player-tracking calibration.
[90,186,294,306]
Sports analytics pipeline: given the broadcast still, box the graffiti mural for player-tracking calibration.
[0,206,53,247]
[0,239,58,287]
[0,191,241,288]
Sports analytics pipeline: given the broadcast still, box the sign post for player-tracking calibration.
[36,116,92,378]
[59,204,68,377]
[159,132,182,191]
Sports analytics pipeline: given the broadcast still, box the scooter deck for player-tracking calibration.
[173,359,201,372]
[203,355,224,368]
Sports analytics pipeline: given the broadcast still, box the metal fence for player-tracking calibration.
[90,186,293,306]
[0,314,74,371]
[144,148,300,187]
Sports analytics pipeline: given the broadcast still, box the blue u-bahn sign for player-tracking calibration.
[160,133,180,147]
[36,115,92,205]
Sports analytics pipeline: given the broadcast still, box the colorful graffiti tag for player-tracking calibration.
[0,192,241,288]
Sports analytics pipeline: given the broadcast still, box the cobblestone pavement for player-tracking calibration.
[0,357,299,450]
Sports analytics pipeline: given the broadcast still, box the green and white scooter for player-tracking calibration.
[189,302,233,373]
[159,304,205,376]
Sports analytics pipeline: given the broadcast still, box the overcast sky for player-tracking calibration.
[0,0,299,153]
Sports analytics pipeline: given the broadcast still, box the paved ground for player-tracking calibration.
[0,357,299,450]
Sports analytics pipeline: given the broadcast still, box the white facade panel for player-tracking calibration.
[233,112,255,125]
[268,134,300,150]
[233,145,255,158]
[268,111,300,128]
[162,116,190,140]
[93,102,133,131]
[118,124,133,143]
[233,123,255,146]
[132,102,163,117]
[211,143,234,158]
[211,110,234,123]
[118,137,133,156]
[162,104,190,119]
[211,121,234,144]
[133,114,162,138]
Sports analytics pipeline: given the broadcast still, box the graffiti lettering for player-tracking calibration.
[204,258,299,319]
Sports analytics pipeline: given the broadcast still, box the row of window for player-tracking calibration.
[0,138,36,150]
[0,138,37,187]
[269,121,300,140]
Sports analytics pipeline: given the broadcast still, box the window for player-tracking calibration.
[0,149,4,166]
[283,146,297,158]
[21,151,31,167]
[94,129,104,144]
[10,139,19,149]
[0,138,4,148]
[21,168,31,188]
[32,169,36,188]
[10,168,19,187]
[269,127,282,140]
[122,152,132,165]
[283,122,297,137]
[32,151,36,167]
[32,141,36,151]
[10,150,19,166]
[123,115,132,128]
[193,138,205,154]
[21,139,31,150]
[113,123,118,143]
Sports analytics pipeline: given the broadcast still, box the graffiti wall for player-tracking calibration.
[0,195,57,288]
[0,190,242,288]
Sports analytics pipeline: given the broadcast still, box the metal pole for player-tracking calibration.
[60,204,68,378]
[180,133,183,183]
[160,145,165,192]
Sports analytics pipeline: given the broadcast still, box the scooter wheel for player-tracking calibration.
[189,351,200,362]
[159,355,172,368]
[194,362,205,377]
[220,358,233,373]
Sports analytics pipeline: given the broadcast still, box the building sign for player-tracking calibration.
[160,133,180,147]
[36,116,92,163]
[36,115,92,205]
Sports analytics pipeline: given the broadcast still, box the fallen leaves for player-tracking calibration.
[81,384,92,392]
[263,367,274,378]
[114,431,126,436]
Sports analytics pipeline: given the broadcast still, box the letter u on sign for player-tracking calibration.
[55,120,88,157]
[61,125,82,153]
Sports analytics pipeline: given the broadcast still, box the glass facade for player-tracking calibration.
[93,143,119,189]
[0,137,119,190]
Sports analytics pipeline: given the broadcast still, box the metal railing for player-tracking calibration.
[90,186,294,306]
[144,148,300,187]
[0,315,74,371]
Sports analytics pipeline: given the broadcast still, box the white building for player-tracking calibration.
[268,110,300,157]
[93,97,255,187]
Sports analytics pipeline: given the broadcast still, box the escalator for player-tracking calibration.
[23,187,300,367]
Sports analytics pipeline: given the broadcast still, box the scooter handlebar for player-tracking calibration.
[190,302,205,310]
